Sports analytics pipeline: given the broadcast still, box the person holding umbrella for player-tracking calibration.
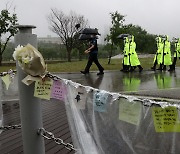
[80,28,104,75]
[121,36,130,72]
[117,34,130,72]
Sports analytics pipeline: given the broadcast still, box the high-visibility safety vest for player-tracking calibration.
[154,37,163,65]
[174,38,180,57]
[129,35,140,66]
[123,37,130,65]
[162,35,172,65]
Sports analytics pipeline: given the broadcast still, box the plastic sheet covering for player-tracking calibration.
[63,79,180,154]
[0,79,3,134]
[0,74,18,135]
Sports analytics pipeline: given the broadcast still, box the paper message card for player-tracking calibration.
[119,98,142,125]
[152,106,180,132]
[34,79,53,100]
[93,91,109,112]
[1,74,11,90]
[51,80,67,101]
[74,86,87,109]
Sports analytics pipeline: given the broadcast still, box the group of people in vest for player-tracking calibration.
[121,34,180,72]
[121,35,143,72]
[151,35,180,72]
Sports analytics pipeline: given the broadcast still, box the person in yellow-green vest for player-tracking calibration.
[121,37,130,72]
[129,35,143,72]
[151,36,163,71]
[169,38,180,71]
[159,35,172,71]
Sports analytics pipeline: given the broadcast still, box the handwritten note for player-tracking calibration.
[93,91,109,112]
[152,106,180,132]
[34,79,53,100]
[119,98,142,125]
[51,80,67,101]
[1,74,11,90]
[74,86,87,109]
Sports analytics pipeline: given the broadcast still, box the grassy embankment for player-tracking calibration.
[1,57,179,73]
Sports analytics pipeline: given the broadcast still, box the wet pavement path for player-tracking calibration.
[55,68,180,101]
[1,68,180,101]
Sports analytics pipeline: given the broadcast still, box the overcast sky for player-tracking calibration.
[1,0,180,42]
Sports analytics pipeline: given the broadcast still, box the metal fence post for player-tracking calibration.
[14,25,45,154]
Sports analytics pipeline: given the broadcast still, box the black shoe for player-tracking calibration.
[157,67,162,71]
[97,72,104,75]
[168,68,175,72]
[151,66,156,71]
[80,71,89,75]
[129,68,135,72]
[139,67,143,72]
[168,65,175,72]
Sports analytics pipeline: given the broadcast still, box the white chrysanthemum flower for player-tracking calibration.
[13,45,24,60]
[12,44,47,76]
[19,48,34,64]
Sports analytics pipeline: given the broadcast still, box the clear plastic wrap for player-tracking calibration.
[0,79,3,134]
[64,79,180,154]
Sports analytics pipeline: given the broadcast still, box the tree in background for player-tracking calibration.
[72,33,88,61]
[47,8,88,62]
[105,11,125,64]
[105,11,157,61]
[38,42,66,60]
[121,24,156,53]
[0,9,18,65]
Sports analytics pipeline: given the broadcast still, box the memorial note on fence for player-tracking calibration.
[152,106,180,132]
[51,80,67,101]
[119,98,142,125]
[93,91,109,112]
[34,79,53,100]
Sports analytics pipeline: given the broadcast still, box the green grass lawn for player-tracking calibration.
[1,57,179,73]
[47,57,160,72]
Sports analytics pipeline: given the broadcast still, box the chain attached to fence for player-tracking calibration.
[0,124,21,131]
[38,128,77,151]
[0,69,16,77]
[45,72,61,81]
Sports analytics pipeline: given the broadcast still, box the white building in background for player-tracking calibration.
[38,35,62,44]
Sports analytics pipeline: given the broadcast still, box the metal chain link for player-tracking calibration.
[38,128,77,151]
[0,124,21,131]
[1,71,76,151]
[0,69,16,77]
[45,72,62,81]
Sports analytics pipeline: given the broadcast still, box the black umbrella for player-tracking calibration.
[117,34,130,39]
[79,28,100,35]
[78,34,98,40]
